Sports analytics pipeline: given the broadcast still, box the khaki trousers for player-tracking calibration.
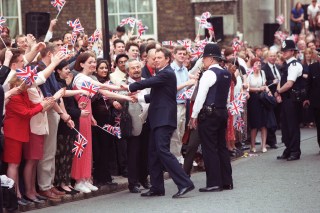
[170,104,186,157]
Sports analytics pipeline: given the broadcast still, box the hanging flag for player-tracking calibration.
[16,66,38,86]
[235,92,248,104]
[227,100,243,115]
[234,115,245,132]
[276,14,284,25]
[88,29,101,43]
[177,86,195,100]
[72,133,88,158]
[162,41,176,46]
[67,18,84,34]
[81,81,100,98]
[51,0,66,12]
[177,40,192,51]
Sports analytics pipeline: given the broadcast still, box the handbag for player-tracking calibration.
[259,91,277,110]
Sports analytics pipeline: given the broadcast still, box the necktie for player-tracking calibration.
[272,65,278,79]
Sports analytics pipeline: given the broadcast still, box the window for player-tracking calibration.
[107,0,157,39]
[0,0,21,37]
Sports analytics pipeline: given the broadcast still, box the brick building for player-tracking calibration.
[0,0,307,46]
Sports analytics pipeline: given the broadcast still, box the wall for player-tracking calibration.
[21,0,96,39]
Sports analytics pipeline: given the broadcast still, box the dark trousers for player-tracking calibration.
[313,108,320,148]
[183,129,200,176]
[92,126,114,183]
[280,99,301,157]
[127,125,149,188]
[198,109,233,187]
[149,125,193,193]
[266,128,277,146]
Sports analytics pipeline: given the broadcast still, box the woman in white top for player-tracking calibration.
[247,58,270,153]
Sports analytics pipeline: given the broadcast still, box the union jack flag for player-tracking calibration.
[235,92,248,104]
[196,12,212,28]
[60,44,68,55]
[227,100,243,115]
[0,16,6,25]
[71,31,78,46]
[51,0,66,12]
[72,133,87,158]
[234,115,245,132]
[190,47,203,61]
[274,31,287,42]
[162,41,176,46]
[177,86,195,100]
[67,18,84,34]
[88,29,101,43]
[16,66,38,86]
[232,38,242,54]
[81,81,99,98]
[177,40,191,51]
[276,14,284,25]
[102,124,122,139]
[136,20,148,36]
[119,17,136,28]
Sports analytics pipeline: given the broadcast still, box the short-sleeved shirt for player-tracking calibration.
[286,57,303,82]
[171,61,189,104]
[292,8,304,19]
[307,4,319,18]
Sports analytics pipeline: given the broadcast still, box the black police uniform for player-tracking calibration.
[198,66,233,188]
[279,59,302,159]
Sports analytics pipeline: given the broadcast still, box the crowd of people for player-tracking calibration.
[0,1,320,210]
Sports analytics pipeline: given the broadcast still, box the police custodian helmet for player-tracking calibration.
[281,39,298,51]
[202,43,223,59]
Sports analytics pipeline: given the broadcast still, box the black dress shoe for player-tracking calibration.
[199,186,222,192]
[129,186,141,193]
[23,195,45,204]
[140,181,151,189]
[269,144,278,149]
[222,184,233,190]
[277,155,288,160]
[287,156,300,161]
[172,185,195,198]
[141,190,165,197]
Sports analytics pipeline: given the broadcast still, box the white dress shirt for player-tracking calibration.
[191,64,221,118]
[286,57,303,82]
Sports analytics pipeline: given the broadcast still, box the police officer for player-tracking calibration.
[275,40,303,161]
[190,43,233,192]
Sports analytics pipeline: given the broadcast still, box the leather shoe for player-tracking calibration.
[269,144,278,149]
[51,187,65,196]
[172,185,195,198]
[287,156,300,161]
[222,184,233,190]
[141,190,165,197]
[277,155,288,160]
[199,186,222,192]
[38,190,61,201]
[129,186,141,193]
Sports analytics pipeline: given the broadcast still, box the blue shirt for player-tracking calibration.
[171,61,189,104]
[38,61,61,97]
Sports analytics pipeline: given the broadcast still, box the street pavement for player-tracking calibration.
[31,128,320,213]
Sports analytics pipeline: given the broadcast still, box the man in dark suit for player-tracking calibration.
[126,47,194,198]
[304,60,320,152]
[262,50,281,149]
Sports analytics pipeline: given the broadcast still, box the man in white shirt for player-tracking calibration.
[308,0,320,31]
[190,43,233,192]
[275,40,303,161]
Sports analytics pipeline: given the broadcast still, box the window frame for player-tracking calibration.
[0,0,22,37]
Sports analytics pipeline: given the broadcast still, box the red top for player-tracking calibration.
[4,91,43,142]
[146,64,155,76]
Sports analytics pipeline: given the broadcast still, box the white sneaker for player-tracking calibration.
[84,181,98,191]
[74,182,91,193]
[0,175,14,188]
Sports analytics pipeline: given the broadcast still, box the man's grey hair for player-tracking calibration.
[125,59,141,71]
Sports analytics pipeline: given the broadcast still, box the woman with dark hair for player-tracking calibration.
[91,59,118,186]
[54,60,88,195]
[71,53,131,193]
[290,2,304,34]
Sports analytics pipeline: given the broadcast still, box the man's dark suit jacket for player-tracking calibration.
[141,65,153,79]
[129,65,177,130]
[307,62,320,108]
[262,63,278,94]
